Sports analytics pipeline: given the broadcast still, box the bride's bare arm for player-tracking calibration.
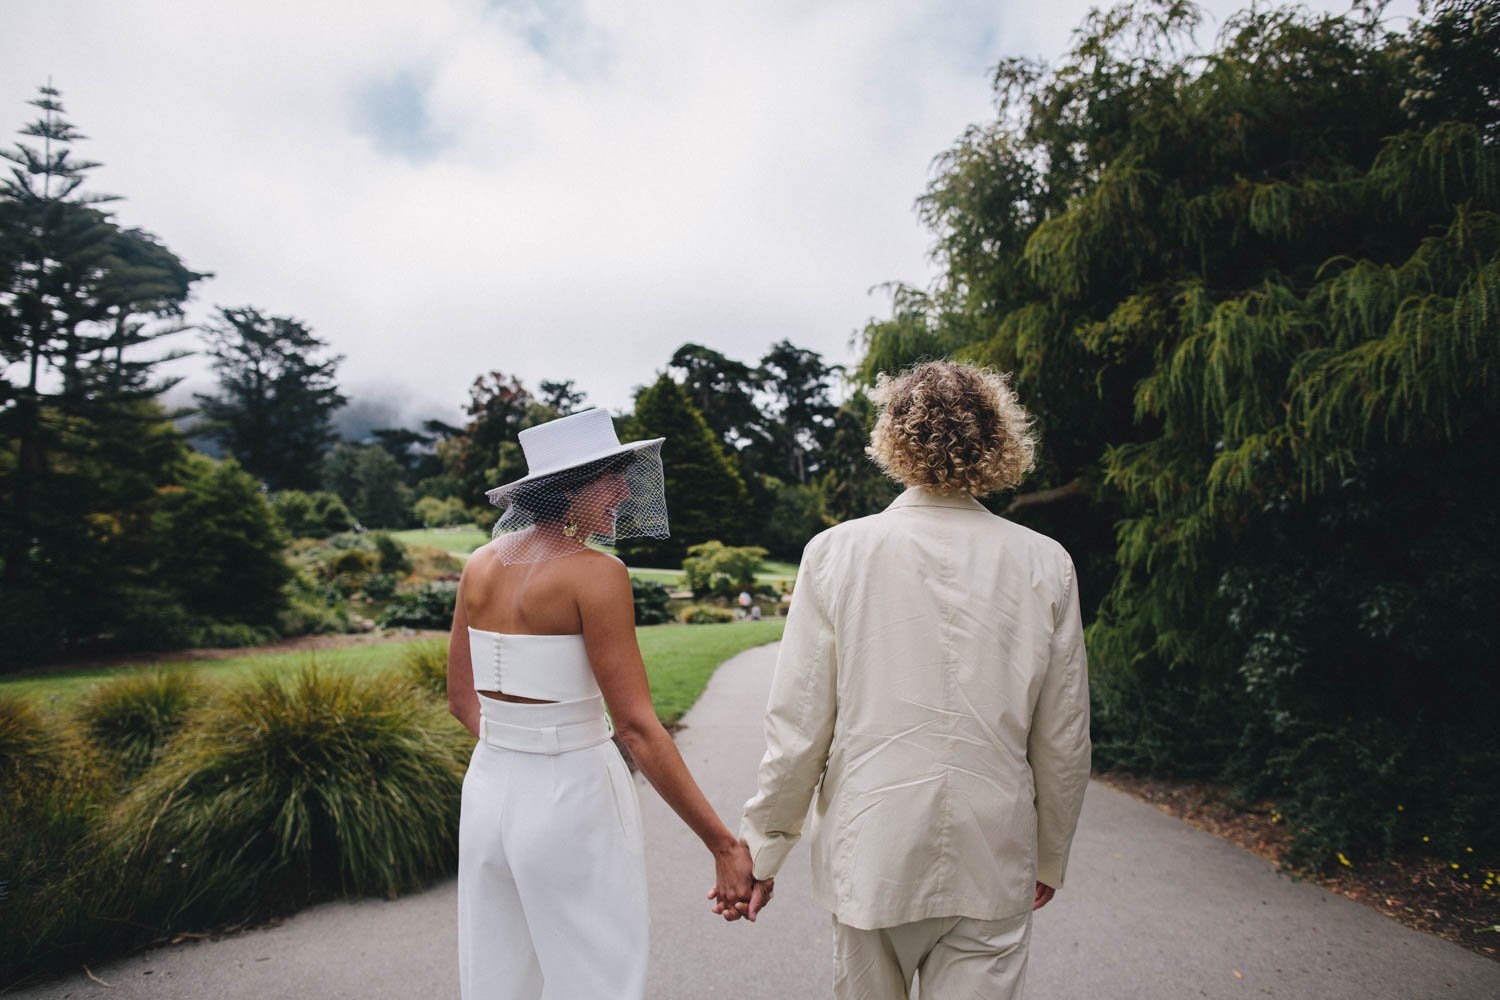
[446,573,481,739]
[577,556,754,910]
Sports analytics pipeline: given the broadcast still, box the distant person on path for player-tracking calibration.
[447,408,757,1000]
[738,589,753,619]
[725,360,1092,999]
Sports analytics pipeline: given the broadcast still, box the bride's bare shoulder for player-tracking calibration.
[565,549,629,587]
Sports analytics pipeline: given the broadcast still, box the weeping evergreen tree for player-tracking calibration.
[858,0,1500,869]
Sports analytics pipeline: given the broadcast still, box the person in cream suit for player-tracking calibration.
[728,360,1092,999]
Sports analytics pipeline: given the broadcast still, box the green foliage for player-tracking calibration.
[667,343,764,448]
[369,531,413,575]
[154,451,292,628]
[101,667,469,936]
[400,641,449,698]
[0,87,248,671]
[856,0,1500,868]
[437,372,555,506]
[380,581,458,629]
[73,668,203,779]
[631,577,674,625]
[192,306,346,492]
[820,390,899,523]
[270,489,355,538]
[353,446,414,529]
[276,562,353,637]
[413,494,469,527]
[0,697,110,982]
[681,540,768,599]
[753,340,839,485]
[677,604,737,625]
[619,374,748,564]
[761,478,830,560]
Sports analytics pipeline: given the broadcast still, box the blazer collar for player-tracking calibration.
[886,485,990,513]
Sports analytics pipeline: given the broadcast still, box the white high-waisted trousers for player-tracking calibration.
[457,694,649,1000]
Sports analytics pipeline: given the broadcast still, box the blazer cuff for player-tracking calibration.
[741,825,797,881]
[1036,855,1066,890]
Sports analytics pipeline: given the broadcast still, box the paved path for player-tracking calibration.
[13,642,1499,999]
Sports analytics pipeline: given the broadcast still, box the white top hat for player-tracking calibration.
[484,408,664,502]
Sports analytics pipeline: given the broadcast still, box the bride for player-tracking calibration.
[445,407,763,999]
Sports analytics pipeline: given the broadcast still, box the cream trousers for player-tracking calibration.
[832,908,1033,1000]
[457,695,649,1000]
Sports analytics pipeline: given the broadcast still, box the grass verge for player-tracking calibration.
[2,621,787,725]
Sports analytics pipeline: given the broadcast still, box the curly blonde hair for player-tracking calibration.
[866,360,1038,496]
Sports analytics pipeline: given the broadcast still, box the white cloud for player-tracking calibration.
[1,0,1422,427]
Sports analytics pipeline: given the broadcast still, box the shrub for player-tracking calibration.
[100,666,471,936]
[631,578,673,625]
[401,641,449,698]
[363,572,398,600]
[370,532,413,576]
[309,492,356,536]
[277,564,352,637]
[326,548,379,580]
[413,495,469,527]
[74,668,204,780]
[271,490,355,539]
[380,581,458,629]
[188,621,280,648]
[681,541,768,599]
[152,452,292,629]
[678,604,736,625]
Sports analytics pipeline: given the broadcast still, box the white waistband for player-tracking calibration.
[477,694,614,755]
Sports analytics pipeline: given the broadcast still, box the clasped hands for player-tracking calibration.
[707,839,774,923]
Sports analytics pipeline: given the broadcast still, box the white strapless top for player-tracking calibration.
[466,627,602,703]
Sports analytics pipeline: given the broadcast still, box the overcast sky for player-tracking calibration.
[1,0,1420,434]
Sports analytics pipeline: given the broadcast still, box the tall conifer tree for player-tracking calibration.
[194,306,347,491]
[619,374,748,565]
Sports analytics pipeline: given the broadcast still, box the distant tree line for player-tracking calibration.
[0,83,887,669]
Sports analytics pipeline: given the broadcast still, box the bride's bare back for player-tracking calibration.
[458,541,618,703]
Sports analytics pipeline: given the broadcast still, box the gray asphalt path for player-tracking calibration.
[12,641,1499,999]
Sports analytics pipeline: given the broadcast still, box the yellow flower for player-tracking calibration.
[1465,846,1473,853]
[1396,804,1404,811]
[1337,852,1352,867]
[1451,862,1460,869]
[1422,836,1430,842]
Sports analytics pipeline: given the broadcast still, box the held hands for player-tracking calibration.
[708,876,773,922]
[706,839,773,923]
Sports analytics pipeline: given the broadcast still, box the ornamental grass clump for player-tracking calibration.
[401,640,449,698]
[0,696,111,985]
[74,667,203,780]
[101,664,470,935]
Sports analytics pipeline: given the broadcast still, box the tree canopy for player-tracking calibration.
[619,373,748,565]
[193,307,346,492]
[857,0,1500,867]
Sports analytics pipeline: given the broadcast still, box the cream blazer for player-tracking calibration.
[740,485,1092,930]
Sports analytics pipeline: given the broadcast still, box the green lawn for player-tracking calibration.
[391,528,799,590]
[634,618,784,723]
[392,526,488,556]
[2,620,786,725]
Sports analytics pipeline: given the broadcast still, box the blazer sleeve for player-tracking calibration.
[739,536,838,881]
[1028,551,1092,890]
